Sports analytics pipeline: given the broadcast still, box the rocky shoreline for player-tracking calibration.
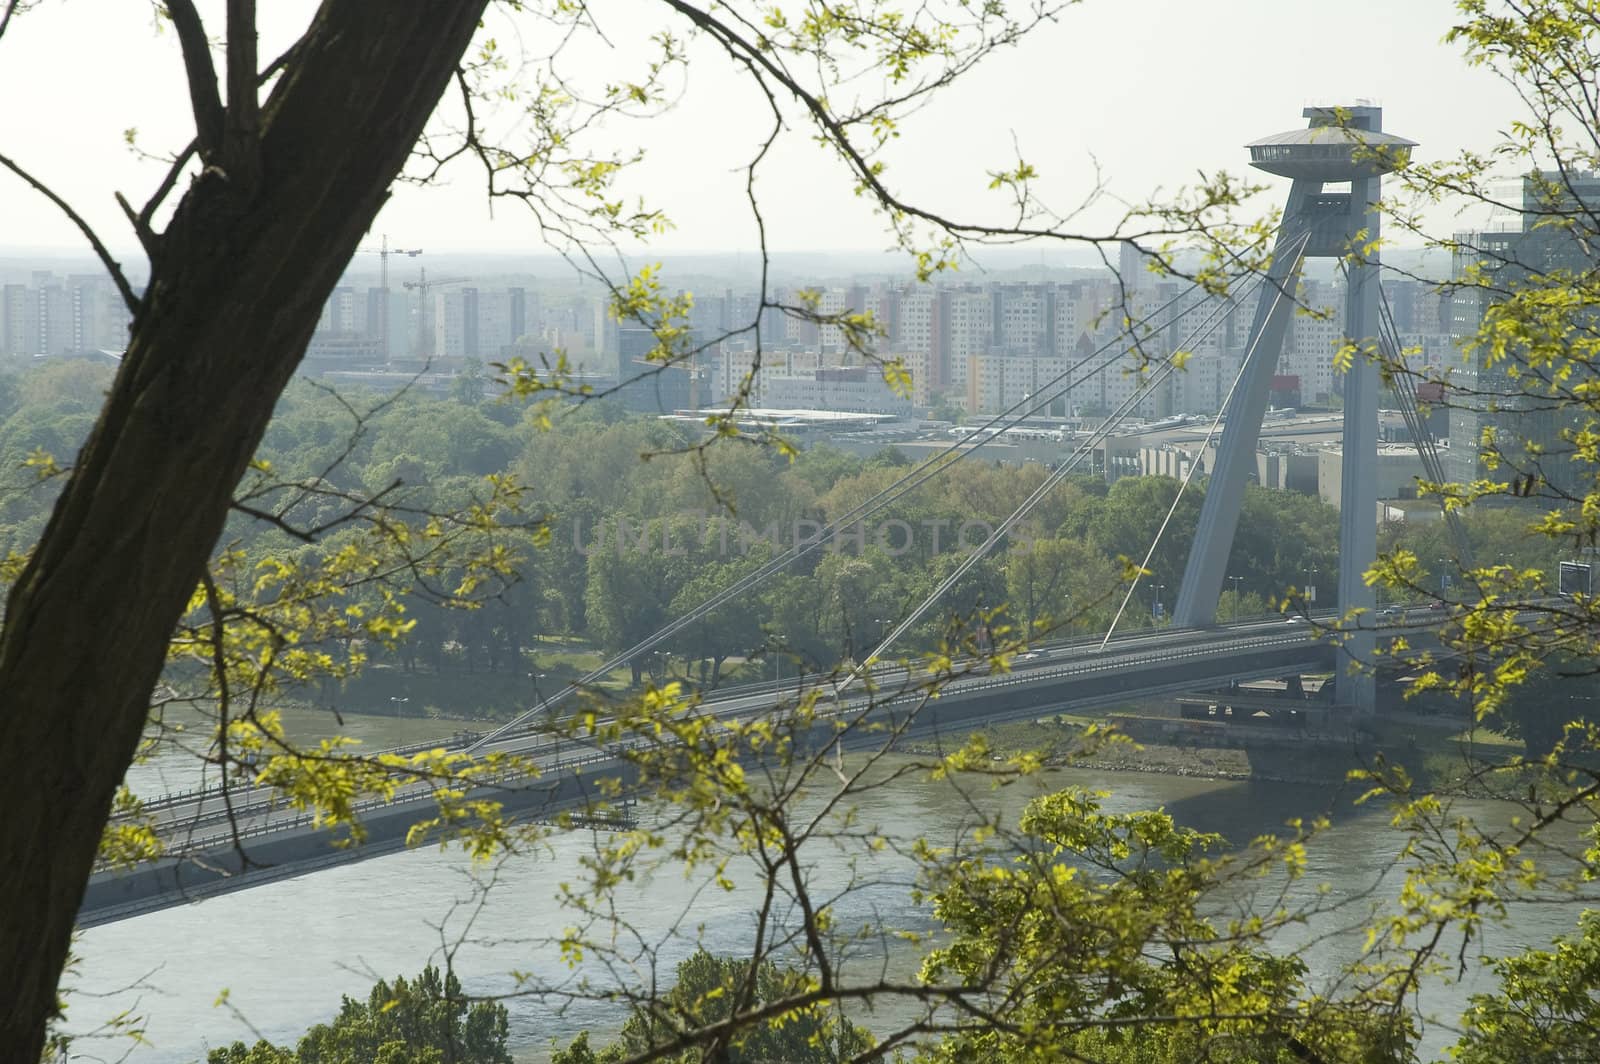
[905,715,1390,787]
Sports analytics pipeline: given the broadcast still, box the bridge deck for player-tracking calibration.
[84,620,1337,925]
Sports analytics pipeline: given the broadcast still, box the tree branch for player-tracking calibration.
[259,37,300,85]
[0,0,21,45]
[224,0,261,186]
[166,0,225,160]
[0,150,139,313]
[114,192,159,258]
[229,478,405,544]
[136,139,197,240]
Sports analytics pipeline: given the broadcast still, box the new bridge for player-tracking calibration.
[84,616,1351,926]
[85,105,1466,928]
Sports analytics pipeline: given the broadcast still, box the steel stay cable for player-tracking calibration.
[838,265,1272,699]
[1378,289,1448,483]
[1369,268,1441,474]
[1099,230,1313,647]
[468,275,1235,750]
[1366,264,1474,565]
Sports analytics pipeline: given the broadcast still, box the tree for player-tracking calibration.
[1482,654,1600,756]
[553,949,872,1064]
[585,523,691,684]
[206,965,512,1064]
[1451,910,1600,1064]
[1231,486,1338,603]
[670,560,765,685]
[1004,535,1114,636]
[207,1043,298,1064]
[0,7,494,1053]
[911,787,1404,1064]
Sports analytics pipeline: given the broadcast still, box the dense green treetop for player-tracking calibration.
[206,965,512,1064]
[552,949,872,1064]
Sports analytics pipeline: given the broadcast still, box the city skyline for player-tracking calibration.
[1,256,1455,414]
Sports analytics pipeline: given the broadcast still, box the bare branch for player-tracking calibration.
[258,37,300,85]
[114,191,159,257]
[0,150,139,313]
[224,0,261,185]
[653,0,1140,252]
[134,139,197,242]
[229,478,406,544]
[166,0,225,160]
[0,0,22,45]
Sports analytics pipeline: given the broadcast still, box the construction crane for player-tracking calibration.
[401,268,471,359]
[360,234,423,291]
[358,235,421,358]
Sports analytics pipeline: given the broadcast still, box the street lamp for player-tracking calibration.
[529,670,549,731]
[1304,566,1319,609]
[1228,575,1244,622]
[389,696,409,718]
[1154,584,1167,622]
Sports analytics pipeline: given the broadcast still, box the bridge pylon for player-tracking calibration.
[1171,106,1415,715]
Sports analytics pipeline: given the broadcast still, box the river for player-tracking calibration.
[73,709,1592,1063]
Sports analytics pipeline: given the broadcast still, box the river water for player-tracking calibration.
[74,710,1592,1063]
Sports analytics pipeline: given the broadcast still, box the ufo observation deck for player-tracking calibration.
[1248,105,1414,180]
[1248,123,1416,180]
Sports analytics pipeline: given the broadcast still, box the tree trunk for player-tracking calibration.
[0,3,489,1056]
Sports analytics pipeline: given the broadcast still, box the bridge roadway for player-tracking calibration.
[81,618,1338,927]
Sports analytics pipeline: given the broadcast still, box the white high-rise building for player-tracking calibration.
[1280,280,1343,404]
[816,287,851,358]
[433,289,469,357]
[965,353,1074,414]
[1119,240,1149,291]
[1172,350,1233,415]
[0,273,131,357]
[895,289,935,363]
[477,288,526,355]
[993,284,1049,355]
[431,287,528,359]
[1051,286,1090,359]
[33,273,73,356]
[1,284,30,356]
[944,288,991,392]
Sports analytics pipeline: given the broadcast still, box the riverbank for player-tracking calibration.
[908,705,1524,789]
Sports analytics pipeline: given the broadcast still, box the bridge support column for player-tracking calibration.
[1171,108,1412,710]
[1339,173,1381,715]
[1172,202,1310,628]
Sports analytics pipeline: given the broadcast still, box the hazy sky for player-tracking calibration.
[0,0,1520,260]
